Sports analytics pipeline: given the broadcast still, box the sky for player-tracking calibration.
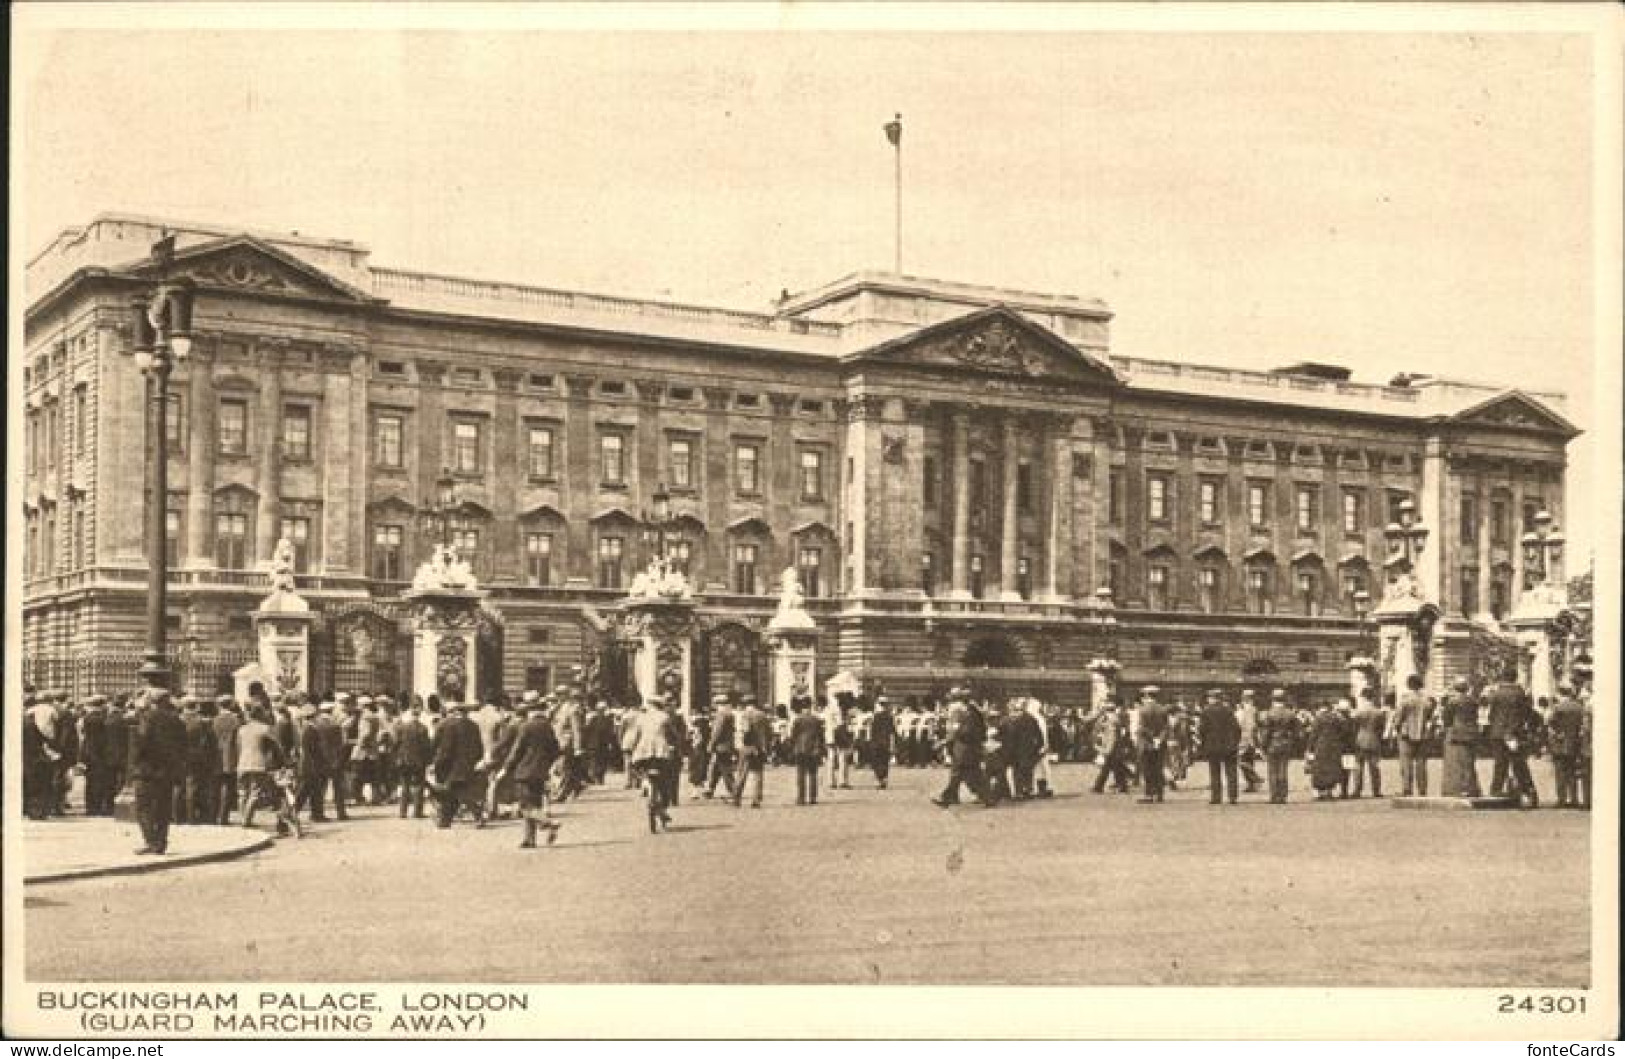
[14,15,1609,560]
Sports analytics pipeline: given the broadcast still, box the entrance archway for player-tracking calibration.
[475,605,505,702]
[698,622,766,707]
[328,605,408,695]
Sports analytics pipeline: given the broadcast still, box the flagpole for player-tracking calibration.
[885,113,903,273]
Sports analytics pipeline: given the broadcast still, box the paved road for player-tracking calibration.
[24,760,1589,986]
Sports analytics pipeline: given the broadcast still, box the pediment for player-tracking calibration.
[1448,391,1579,439]
[128,236,379,305]
[846,306,1120,386]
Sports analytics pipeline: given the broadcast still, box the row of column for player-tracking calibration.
[944,407,1074,602]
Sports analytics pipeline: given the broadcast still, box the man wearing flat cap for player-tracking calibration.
[1257,689,1302,804]
[1134,687,1170,804]
[213,695,242,824]
[1197,688,1242,805]
[129,690,189,854]
[704,693,739,801]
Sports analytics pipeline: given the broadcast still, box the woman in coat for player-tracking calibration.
[1307,702,1350,800]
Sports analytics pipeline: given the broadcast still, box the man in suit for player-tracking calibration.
[1484,670,1537,803]
[1390,673,1435,797]
[1197,688,1242,805]
[297,703,334,822]
[1089,698,1132,794]
[431,702,485,828]
[212,696,242,824]
[1135,687,1170,804]
[704,694,738,800]
[393,704,432,818]
[179,698,221,825]
[932,688,992,808]
[79,697,114,816]
[1349,687,1386,799]
[788,697,827,805]
[868,696,897,791]
[998,699,1045,801]
[732,695,772,809]
[129,689,189,854]
[1235,690,1264,793]
[317,700,351,821]
[1546,684,1585,809]
[1256,689,1302,804]
[497,701,563,848]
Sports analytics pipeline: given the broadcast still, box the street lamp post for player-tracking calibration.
[416,469,461,552]
[1382,497,1430,594]
[125,240,196,690]
[1520,509,1565,591]
[640,482,674,563]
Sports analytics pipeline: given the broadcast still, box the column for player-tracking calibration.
[345,347,370,575]
[702,386,732,591]
[768,392,798,574]
[1045,414,1074,602]
[184,344,216,567]
[999,413,1021,601]
[1475,464,1493,620]
[949,409,971,598]
[415,360,447,572]
[319,345,355,573]
[254,341,285,564]
[565,374,596,586]
[1509,463,1527,595]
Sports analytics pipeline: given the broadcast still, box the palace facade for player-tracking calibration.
[19,214,1580,707]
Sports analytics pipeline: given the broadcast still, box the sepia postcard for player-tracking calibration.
[5,1,1620,1042]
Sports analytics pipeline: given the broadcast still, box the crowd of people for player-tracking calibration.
[19,664,1592,857]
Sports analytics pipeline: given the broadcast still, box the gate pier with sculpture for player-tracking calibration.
[406,544,486,704]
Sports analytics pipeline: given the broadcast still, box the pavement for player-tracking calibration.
[22,816,277,885]
[22,757,1591,986]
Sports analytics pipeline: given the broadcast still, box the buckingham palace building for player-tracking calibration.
[19,214,1580,707]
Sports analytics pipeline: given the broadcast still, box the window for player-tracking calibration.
[1147,474,1170,523]
[1342,569,1368,604]
[41,505,56,574]
[1490,500,1509,546]
[1199,479,1220,526]
[669,437,693,489]
[373,413,403,469]
[26,518,37,576]
[71,504,84,569]
[1016,464,1034,514]
[452,421,482,474]
[921,551,935,596]
[279,516,311,572]
[451,526,481,575]
[1295,569,1320,615]
[452,367,482,386]
[970,553,985,599]
[377,361,407,377]
[1017,556,1033,600]
[282,405,312,461]
[600,433,626,486]
[1343,490,1363,535]
[218,399,248,455]
[372,524,404,581]
[1460,496,1478,545]
[799,547,822,598]
[1201,646,1222,662]
[525,532,553,586]
[1297,649,1320,665]
[735,443,761,495]
[799,399,823,414]
[1147,564,1169,609]
[527,373,554,391]
[165,510,182,568]
[1149,644,1171,662]
[1295,485,1319,533]
[1459,567,1479,617]
[735,393,759,409]
[1247,482,1269,528]
[669,386,694,402]
[1108,554,1124,602]
[667,538,693,576]
[799,449,824,502]
[216,512,248,569]
[45,403,59,470]
[597,536,624,590]
[733,543,759,594]
[527,426,555,480]
[527,628,552,645]
[1521,500,1542,534]
[1246,567,1274,615]
[923,456,938,506]
[1108,468,1123,524]
[1197,567,1220,612]
[73,386,87,456]
[600,380,626,397]
[1388,491,1413,526]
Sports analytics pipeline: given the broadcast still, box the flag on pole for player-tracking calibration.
[884,113,902,146]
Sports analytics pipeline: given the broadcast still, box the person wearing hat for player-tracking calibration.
[296,701,336,823]
[430,702,486,828]
[129,689,188,854]
[868,695,896,791]
[1306,700,1351,801]
[392,700,432,818]
[1348,686,1386,799]
[626,693,679,832]
[496,700,564,848]
[1547,683,1586,808]
[209,695,242,824]
[1439,677,1482,798]
[704,694,739,801]
[1256,689,1302,804]
[1131,687,1170,804]
[732,694,771,808]
[78,696,114,817]
[174,696,220,826]
[1390,673,1436,797]
[931,687,992,808]
[1197,689,1242,805]
[1235,690,1264,793]
[1484,666,1539,806]
[1089,696,1132,794]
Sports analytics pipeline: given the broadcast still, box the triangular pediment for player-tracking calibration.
[846,306,1120,386]
[1448,391,1580,439]
[128,235,379,305]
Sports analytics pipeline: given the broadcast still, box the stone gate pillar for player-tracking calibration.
[406,544,486,705]
[766,566,819,708]
[1087,657,1120,712]
[1373,573,1440,697]
[251,537,314,698]
[621,556,699,717]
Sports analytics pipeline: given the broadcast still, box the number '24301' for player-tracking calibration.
[1497,995,1586,1014]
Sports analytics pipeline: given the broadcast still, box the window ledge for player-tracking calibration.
[527,475,560,486]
